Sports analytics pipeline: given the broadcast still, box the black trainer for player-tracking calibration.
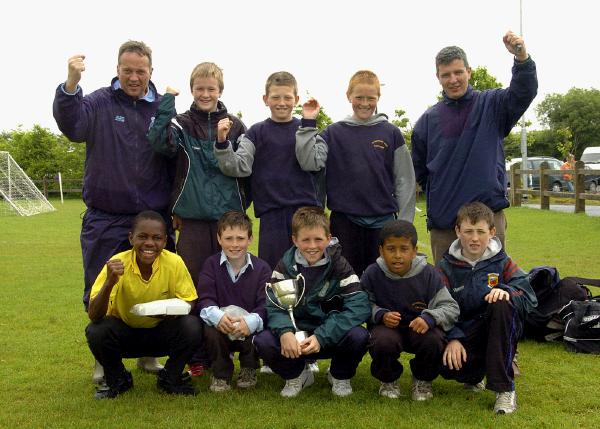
[156,369,196,396]
[94,370,133,399]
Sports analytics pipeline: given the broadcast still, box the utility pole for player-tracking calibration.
[519,0,529,192]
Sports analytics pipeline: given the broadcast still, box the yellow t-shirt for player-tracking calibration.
[90,249,197,328]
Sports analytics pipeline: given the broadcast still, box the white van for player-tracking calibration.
[581,146,600,167]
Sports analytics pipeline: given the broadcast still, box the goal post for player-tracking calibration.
[0,151,55,216]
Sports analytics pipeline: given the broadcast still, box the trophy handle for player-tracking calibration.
[265,282,285,311]
[295,273,306,305]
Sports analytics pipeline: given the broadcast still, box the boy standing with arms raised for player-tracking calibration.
[296,70,416,276]
[437,202,537,414]
[362,220,459,401]
[253,207,371,398]
[214,72,321,269]
[147,62,248,287]
[196,211,271,392]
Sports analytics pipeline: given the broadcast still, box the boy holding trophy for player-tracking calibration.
[253,207,371,397]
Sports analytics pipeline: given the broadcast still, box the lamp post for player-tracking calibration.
[519,0,529,192]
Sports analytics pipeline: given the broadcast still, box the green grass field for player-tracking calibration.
[1,199,599,428]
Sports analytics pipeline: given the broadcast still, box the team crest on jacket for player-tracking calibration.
[371,140,388,150]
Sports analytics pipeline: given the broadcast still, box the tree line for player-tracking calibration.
[2,70,599,181]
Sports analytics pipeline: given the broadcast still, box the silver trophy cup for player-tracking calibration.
[265,274,307,341]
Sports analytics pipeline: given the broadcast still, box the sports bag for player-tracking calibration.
[559,297,600,354]
[524,267,592,341]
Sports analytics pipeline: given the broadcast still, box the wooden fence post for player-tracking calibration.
[574,160,586,213]
[540,162,550,210]
[510,163,521,207]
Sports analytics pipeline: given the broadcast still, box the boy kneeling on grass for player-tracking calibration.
[437,202,537,414]
[253,207,371,398]
[86,210,202,399]
[196,211,272,393]
[361,220,459,401]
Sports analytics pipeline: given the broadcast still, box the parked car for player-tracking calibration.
[584,165,600,193]
[505,156,572,192]
[581,147,600,193]
[581,146,600,167]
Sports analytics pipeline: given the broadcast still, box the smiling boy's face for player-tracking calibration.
[128,218,167,269]
[263,85,298,123]
[292,226,331,266]
[379,236,417,276]
[217,226,252,264]
[192,76,221,112]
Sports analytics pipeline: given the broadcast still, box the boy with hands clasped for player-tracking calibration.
[361,220,459,401]
[196,211,272,393]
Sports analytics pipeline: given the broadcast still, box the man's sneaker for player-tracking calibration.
[157,369,196,396]
[280,369,314,398]
[187,363,205,377]
[327,372,353,397]
[259,365,274,374]
[209,376,231,393]
[94,370,133,399]
[411,378,433,401]
[464,380,486,392]
[379,381,402,399]
[237,368,257,389]
[307,361,320,373]
[92,360,105,384]
[494,391,517,414]
[137,357,164,374]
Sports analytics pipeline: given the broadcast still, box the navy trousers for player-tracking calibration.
[330,211,380,277]
[258,206,298,270]
[253,326,369,380]
[439,300,521,392]
[369,325,446,383]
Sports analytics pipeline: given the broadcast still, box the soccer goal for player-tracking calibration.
[0,151,55,216]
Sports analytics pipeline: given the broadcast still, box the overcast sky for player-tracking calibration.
[2,0,599,134]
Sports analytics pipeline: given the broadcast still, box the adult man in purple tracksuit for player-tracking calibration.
[53,40,173,377]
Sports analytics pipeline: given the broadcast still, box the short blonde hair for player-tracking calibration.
[189,62,224,92]
[346,70,381,97]
[292,206,330,237]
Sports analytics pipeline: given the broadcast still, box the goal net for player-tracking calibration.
[0,151,55,216]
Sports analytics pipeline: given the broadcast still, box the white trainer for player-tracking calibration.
[260,365,274,374]
[137,357,164,373]
[280,369,314,398]
[307,362,320,373]
[411,378,433,401]
[92,360,104,384]
[494,391,517,414]
[379,382,402,399]
[327,372,353,397]
[464,380,486,392]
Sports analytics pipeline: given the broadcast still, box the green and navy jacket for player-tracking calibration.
[437,237,537,339]
[267,241,371,348]
[147,94,249,220]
